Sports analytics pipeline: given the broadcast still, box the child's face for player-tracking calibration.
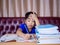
[25,14,35,29]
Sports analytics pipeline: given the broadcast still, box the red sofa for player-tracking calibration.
[0,17,60,37]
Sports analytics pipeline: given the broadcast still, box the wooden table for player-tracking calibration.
[0,42,60,45]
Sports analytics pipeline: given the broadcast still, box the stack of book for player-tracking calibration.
[35,24,60,44]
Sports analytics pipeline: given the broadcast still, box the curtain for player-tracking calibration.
[0,0,60,17]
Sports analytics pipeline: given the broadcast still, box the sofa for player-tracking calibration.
[0,17,60,37]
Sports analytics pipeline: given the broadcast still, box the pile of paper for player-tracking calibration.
[35,24,59,34]
[35,24,60,44]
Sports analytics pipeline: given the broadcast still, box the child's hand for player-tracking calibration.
[23,34,30,40]
[31,13,40,26]
[30,34,37,39]
[28,12,38,21]
[32,14,38,21]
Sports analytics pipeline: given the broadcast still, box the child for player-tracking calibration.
[16,11,40,40]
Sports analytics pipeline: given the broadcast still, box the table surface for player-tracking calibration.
[0,42,60,45]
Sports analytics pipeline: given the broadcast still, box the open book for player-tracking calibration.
[0,34,36,42]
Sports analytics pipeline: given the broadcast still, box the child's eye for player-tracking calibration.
[28,21,30,22]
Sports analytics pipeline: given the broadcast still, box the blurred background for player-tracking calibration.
[0,0,60,17]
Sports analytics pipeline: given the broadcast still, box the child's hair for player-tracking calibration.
[25,11,37,20]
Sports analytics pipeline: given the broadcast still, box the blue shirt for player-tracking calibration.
[19,23,36,34]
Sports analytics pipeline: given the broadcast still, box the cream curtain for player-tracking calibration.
[0,0,60,17]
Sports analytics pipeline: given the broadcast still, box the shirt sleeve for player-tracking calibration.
[19,24,24,31]
[19,24,28,33]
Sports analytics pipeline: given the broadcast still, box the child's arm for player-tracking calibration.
[16,28,30,40]
[32,14,40,26]
[34,17,40,26]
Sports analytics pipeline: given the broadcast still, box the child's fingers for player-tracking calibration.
[24,34,30,40]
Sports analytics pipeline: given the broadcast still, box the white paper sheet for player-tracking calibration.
[0,34,36,42]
